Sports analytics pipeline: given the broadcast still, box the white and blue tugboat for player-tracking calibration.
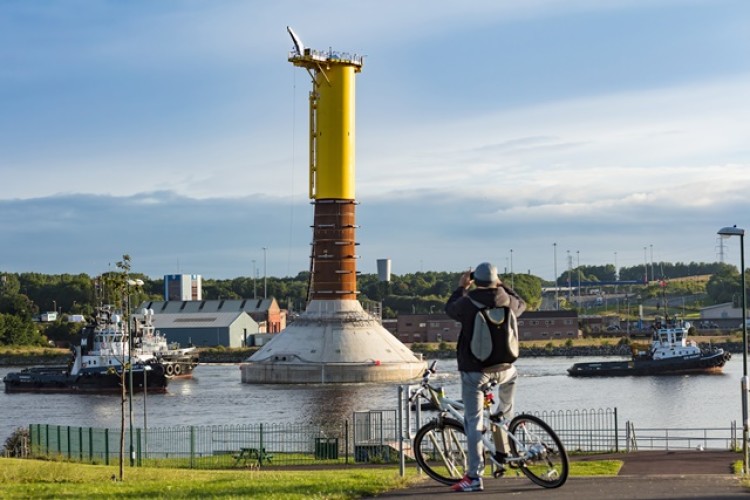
[3,306,168,393]
[132,307,198,379]
[568,319,731,377]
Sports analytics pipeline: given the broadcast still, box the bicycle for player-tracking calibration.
[410,360,568,489]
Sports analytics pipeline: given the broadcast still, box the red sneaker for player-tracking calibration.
[450,474,484,492]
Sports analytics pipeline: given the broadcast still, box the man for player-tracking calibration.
[444,262,526,492]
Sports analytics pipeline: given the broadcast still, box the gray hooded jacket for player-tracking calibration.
[445,284,526,372]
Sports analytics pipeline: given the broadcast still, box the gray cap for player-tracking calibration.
[473,262,500,287]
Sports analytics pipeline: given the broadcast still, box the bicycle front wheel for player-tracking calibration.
[413,417,468,485]
[508,414,569,488]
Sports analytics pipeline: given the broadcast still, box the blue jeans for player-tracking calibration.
[460,366,517,478]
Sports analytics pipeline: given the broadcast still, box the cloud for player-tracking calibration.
[2,168,749,282]
[2,1,750,280]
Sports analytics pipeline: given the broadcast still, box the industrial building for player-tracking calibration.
[139,298,285,347]
[150,310,260,348]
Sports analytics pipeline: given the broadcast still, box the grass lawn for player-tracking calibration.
[0,458,419,499]
[0,457,621,499]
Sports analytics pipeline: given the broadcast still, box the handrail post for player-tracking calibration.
[259,423,264,466]
[398,385,405,477]
[190,426,195,469]
[136,428,142,466]
[614,408,619,453]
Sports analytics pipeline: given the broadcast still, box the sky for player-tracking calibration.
[2,0,750,281]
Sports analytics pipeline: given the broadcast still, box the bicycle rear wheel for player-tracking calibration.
[508,414,569,488]
[413,418,468,485]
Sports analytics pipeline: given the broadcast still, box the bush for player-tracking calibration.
[3,427,29,458]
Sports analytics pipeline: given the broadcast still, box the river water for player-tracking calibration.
[0,356,741,442]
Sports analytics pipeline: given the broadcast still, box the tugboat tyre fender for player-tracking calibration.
[165,364,175,376]
[173,364,182,376]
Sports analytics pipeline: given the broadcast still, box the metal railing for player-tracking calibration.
[24,407,739,468]
[533,408,620,453]
[28,422,352,468]
[625,420,738,452]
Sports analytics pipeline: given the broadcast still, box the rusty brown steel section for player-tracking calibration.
[310,200,358,300]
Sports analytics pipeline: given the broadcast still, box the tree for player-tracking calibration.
[501,273,542,311]
[0,273,21,295]
[3,427,29,458]
[0,293,37,322]
[43,320,84,345]
[100,254,132,482]
[0,313,44,346]
[706,267,743,305]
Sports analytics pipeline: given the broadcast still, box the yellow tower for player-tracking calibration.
[239,28,426,384]
[287,27,363,300]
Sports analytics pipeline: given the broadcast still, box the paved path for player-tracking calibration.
[376,451,749,499]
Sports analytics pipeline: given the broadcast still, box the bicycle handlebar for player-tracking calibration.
[409,360,439,403]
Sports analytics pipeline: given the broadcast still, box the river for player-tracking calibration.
[0,356,742,442]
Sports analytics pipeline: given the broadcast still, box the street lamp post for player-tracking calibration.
[566,250,572,303]
[262,247,268,299]
[650,244,654,285]
[553,243,558,311]
[614,251,618,280]
[252,259,257,299]
[576,250,581,301]
[718,225,747,475]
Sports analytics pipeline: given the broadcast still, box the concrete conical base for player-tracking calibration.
[240,300,427,384]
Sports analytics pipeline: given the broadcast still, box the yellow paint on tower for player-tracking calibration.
[288,41,363,201]
[314,63,357,200]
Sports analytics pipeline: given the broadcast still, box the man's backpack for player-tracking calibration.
[468,298,519,366]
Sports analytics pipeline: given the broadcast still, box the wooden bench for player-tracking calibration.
[233,447,273,466]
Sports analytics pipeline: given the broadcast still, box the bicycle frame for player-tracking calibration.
[410,364,542,468]
[410,361,569,488]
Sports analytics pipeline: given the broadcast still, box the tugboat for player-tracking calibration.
[3,306,169,393]
[132,308,198,379]
[568,318,731,377]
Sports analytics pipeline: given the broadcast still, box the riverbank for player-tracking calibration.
[0,346,260,366]
[413,343,743,359]
[0,340,742,366]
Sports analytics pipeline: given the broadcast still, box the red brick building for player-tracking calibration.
[517,310,579,340]
[396,314,461,343]
[394,310,580,343]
